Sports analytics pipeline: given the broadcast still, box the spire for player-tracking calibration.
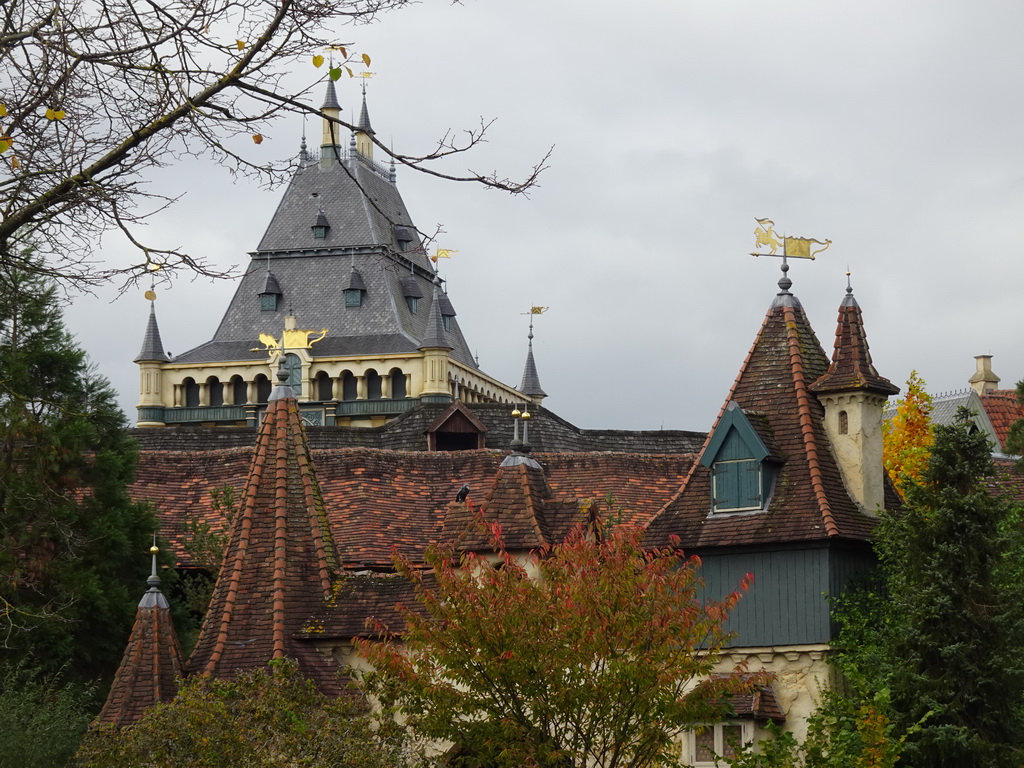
[519,316,547,400]
[810,277,899,397]
[95,539,184,728]
[354,81,375,159]
[134,302,169,363]
[186,367,342,694]
[320,78,342,165]
[419,278,452,350]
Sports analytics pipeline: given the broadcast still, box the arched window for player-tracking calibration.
[316,371,333,401]
[207,376,223,407]
[838,410,849,435]
[183,377,199,408]
[255,374,271,404]
[366,369,382,400]
[231,375,247,405]
[341,371,357,401]
[389,368,407,399]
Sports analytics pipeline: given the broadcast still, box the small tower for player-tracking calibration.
[320,79,343,166]
[519,313,547,405]
[96,539,184,728]
[418,278,454,404]
[354,82,375,160]
[134,298,169,427]
[810,276,899,514]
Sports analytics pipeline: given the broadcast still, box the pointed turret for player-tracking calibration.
[320,79,343,165]
[135,302,169,427]
[96,541,184,728]
[646,268,875,548]
[355,86,375,159]
[418,279,454,404]
[810,278,898,514]
[519,318,546,403]
[134,303,168,363]
[186,365,342,694]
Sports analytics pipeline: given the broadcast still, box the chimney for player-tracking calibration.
[969,355,1000,394]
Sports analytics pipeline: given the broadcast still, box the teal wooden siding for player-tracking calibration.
[697,547,874,647]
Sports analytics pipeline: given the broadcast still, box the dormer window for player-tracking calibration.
[344,267,366,308]
[700,401,779,514]
[442,314,451,331]
[312,211,330,239]
[438,292,456,332]
[406,296,418,313]
[400,276,423,316]
[258,270,283,312]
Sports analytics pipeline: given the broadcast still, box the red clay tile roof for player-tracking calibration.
[300,572,433,640]
[645,294,876,549]
[131,449,695,570]
[981,390,1024,451]
[728,684,786,724]
[96,584,184,728]
[186,393,342,695]
[811,290,898,396]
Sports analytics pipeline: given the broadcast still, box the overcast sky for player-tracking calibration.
[64,0,1024,432]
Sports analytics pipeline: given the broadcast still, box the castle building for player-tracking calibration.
[110,81,911,758]
[135,81,536,431]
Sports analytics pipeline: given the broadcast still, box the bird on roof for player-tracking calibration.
[455,484,470,502]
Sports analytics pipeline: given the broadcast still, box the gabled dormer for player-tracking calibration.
[344,267,366,307]
[699,401,780,513]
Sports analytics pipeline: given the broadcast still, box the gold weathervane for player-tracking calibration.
[252,327,328,355]
[751,218,831,260]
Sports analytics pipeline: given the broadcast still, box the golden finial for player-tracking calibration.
[521,410,531,420]
[511,407,521,418]
[150,544,159,555]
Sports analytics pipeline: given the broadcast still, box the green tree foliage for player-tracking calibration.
[0,264,155,680]
[358,523,758,768]
[0,661,97,768]
[854,408,1024,768]
[76,658,418,768]
[1003,378,1024,460]
[882,370,933,497]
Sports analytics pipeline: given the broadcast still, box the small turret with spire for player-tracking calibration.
[519,310,547,404]
[320,78,343,167]
[355,79,375,160]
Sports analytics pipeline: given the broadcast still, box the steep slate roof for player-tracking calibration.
[519,337,546,398]
[645,285,875,549]
[96,560,184,727]
[171,85,478,369]
[810,285,898,396]
[130,448,695,571]
[134,303,169,363]
[186,372,342,694]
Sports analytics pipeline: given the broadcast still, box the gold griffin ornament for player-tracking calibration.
[252,318,328,355]
[752,218,831,260]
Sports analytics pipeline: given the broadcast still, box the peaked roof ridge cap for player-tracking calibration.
[516,462,550,545]
[782,303,839,537]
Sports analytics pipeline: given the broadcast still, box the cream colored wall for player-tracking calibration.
[818,391,888,515]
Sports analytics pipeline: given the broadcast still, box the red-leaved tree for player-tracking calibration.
[357,523,757,768]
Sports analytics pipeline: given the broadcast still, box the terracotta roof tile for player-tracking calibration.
[981,390,1024,450]
[96,581,184,728]
[811,290,898,396]
[185,391,341,695]
[645,294,875,549]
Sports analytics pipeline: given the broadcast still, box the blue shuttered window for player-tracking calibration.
[712,459,762,511]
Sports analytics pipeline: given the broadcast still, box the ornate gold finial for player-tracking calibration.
[144,289,156,301]
[150,544,160,555]
[751,218,831,260]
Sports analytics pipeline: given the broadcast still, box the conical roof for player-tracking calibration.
[96,553,184,728]
[811,285,899,396]
[519,341,546,398]
[134,303,169,363]
[357,93,374,134]
[419,280,453,350]
[645,284,874,548]
[186,368,342,694]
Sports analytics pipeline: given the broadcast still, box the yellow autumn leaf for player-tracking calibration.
[344,66,353,78]
[0,139,10,154]
[0,105,6,117]
[312,54,324,68]
[10,156,19,169]
[361,53,371,66]
[235,39,245,50]
[45,109,66,121]
[252,133,264,144]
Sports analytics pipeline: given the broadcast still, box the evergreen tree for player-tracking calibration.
[0,264,155,681]
[875,408,1024,767]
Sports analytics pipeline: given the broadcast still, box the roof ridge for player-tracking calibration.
[782,303,838,537]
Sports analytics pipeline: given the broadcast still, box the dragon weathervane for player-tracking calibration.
[751,218,831,261]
